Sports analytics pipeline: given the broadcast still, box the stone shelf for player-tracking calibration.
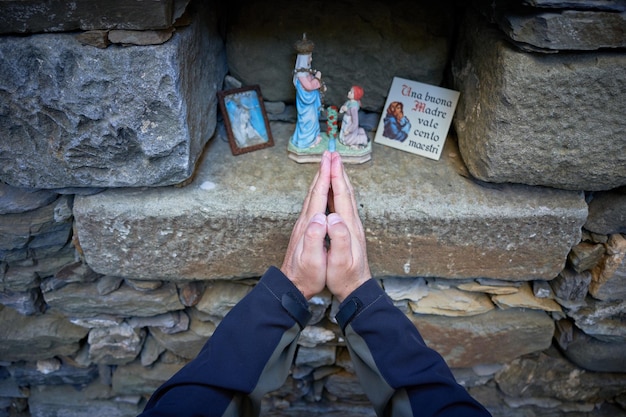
[74,122,587,282]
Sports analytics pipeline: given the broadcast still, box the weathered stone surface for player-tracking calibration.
[324,371,366,401]
[590,233,626,300]
[409,287,495,317]
[28,382,143,417]
[567,241,606,273]
[555,320,626,373]
[299,326,336,348]
[0,306,88,362]
[521,0,626,11]
[550,267,591,304]
[491,282,562,313]
[495,348,626,403]
[382,277,428,302]
[295,346,336,368]
[452,10,626,191]
[410,308,554,367]
[456,281,520,295]
[195,281,252,318]
[40,261,100,293]
[585,187,626,234]
[74,124,587,281]
[492,7,626,51]
[43,281,184,318]
[108,28,175,46]
[0,8,227,188]
[149,315,215,359]
[0,288,45,316]
[88,323,146,365]
[111,359,184,396]
[566,297,626,343]
[139,334,167,367]
[0,183,58,215]
[9,360,98,386]
[0,0,189,33]
[0,197,72,262]
[225,0,455,112]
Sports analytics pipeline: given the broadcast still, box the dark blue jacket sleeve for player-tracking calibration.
[139,266,311,417]
[336,279,492,417]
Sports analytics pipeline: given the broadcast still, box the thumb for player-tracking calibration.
[301,213,328,268]
[326,213,351,269]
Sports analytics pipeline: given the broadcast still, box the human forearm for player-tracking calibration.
[140,267,310,417]
[337,279,491,417]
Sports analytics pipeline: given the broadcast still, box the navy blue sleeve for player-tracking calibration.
[336,279,492,417]
[139,266,311,417]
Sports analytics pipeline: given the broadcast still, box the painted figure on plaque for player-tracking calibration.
[290,34,325,149]
[382,101,411,142]
[339,86,368,147]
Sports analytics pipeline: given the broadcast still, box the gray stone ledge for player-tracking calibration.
[74,122,587,281]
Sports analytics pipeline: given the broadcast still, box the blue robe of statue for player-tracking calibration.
[290,78,321,148]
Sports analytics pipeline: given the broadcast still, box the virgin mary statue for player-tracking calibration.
[290,34,323,149]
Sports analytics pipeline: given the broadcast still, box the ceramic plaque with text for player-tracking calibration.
[375,77,459,160]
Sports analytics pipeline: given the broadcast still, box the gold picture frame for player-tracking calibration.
[218,85,274,155]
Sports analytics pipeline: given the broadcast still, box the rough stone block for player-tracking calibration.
[28,382,143,417]
[0,0,189,33]
[43,281,184,318]
[584,186,626,234]
[0,306,88,362]
[225,0,455,112]
[73,123,587,281]
[474,0,626,51]
[0,8,227,188]
[411,308,554,367]
[452,10,626,191]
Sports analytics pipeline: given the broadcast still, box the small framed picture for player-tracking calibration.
[218,85,274,155]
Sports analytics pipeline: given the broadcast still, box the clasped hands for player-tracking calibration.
[281,151,371,302]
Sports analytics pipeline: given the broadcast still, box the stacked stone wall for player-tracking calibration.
[0,1,625,416]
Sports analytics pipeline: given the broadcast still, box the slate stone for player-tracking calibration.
[0,0,189,33]
[410,308,554,368]
[0,306,88,362]
[590,233,626,301]
[73,123,587,281]
[584,186,626,234]
[9,361,98,386]
[566,297,626,343]
[0,183,58,215]
[475,0,626,51]
[0,7,227,188]
[550,267,592,303]
[111,360,185,396]
[567,241,606,273]
[148,313,216,359]
[451,9,626,191]
[88,323,146,365]
[555,320,626,373]
[495,348,626,403]
[225,0,456,112]
[28,382,143,417]
[43,281,184,318]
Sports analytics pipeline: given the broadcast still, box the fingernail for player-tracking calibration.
[311,213,326,224]
[327,213,343,225]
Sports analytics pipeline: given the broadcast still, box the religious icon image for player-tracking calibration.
[218,85,274,156]
[382,101,411,142]
[287,34,372,164]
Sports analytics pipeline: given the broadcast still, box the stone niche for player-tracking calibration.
[0,1,626,417]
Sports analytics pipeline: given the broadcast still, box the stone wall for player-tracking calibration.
[0,1,625,416]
